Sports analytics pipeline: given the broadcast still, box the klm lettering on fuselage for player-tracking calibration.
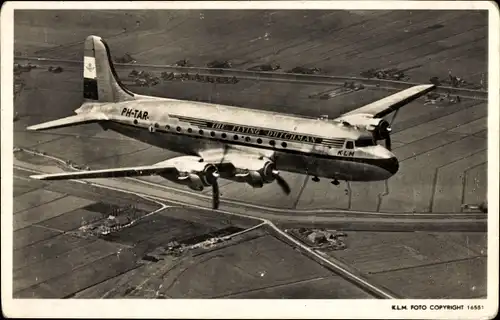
[208,122,322,144]
[121,108,149,120]
[338,150,355,157]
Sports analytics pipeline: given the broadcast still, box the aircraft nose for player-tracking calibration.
[379,157,399,175]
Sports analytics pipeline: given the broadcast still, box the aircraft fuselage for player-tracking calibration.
[90,98,399,182]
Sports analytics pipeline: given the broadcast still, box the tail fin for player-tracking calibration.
[83,35,135,103]
[27,36,136,131]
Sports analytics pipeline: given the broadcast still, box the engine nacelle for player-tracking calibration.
[256,160,276,183]
[240,170,265,188]
[159,163,218,191]
[367,118,391,141]
[337,114,391,141]
[223,158,277,188]
[362,117,384,131]
[177,173,205,191]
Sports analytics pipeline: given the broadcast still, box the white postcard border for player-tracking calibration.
[1,1,498,319]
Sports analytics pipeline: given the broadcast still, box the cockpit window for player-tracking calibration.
[345,141,354,149]
[355,137,376,147]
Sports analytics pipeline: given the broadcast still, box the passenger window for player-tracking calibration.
[346,141,354,149]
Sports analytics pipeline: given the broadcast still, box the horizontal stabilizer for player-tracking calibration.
[26,112,109,131]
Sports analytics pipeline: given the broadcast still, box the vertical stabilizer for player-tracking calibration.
[83,35,135,103]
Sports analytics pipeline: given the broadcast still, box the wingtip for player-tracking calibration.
[29,174,45,180]
[414,83,436,93]
[26,125,39,131]
[415,83,436,90]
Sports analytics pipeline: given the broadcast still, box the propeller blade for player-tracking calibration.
[212,180,220,210]
[275,174,291,195]
[390,108,400,126]
[272,170,291,195]
[219,145,230,166]
[385,136,392,151]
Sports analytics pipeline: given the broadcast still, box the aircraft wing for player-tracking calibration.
[335,84,435,120]
[29,156,206,181]
[30,164,179,181]
[30,148,287,210]
[30,148,274,181]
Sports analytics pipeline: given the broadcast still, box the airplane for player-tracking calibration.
[27,35,436,210]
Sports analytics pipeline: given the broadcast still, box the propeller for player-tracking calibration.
[211,170,220,209]
[272,169,291,195]
[381,122,392,151]
[212,179,220,210]
[385,136,392,151]
[390,108,400,126]
[203,164,220,210]
[373,107,401,152]
[384,108,400,151]
[212,144,230,210]
[373,120,392,151]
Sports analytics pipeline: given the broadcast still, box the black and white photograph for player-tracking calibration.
[1,1,498,319]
